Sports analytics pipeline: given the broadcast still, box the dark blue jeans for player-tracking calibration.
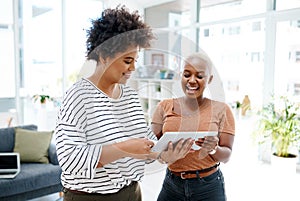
[157,169,226,201]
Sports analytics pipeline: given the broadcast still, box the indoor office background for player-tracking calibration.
[0,0,300,201]
[0,0,300,128]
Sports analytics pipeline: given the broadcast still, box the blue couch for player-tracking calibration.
[0,125,62,201]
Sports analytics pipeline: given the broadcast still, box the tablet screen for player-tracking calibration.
[151,131,218,152]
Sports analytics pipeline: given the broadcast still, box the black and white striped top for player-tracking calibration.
[54,78,156,194]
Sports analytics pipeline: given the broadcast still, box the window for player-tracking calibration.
[200,0,267,23]
[251,52,260,62]
[276,0,300,10]
[228,26,240,35]
[203,28,210,37]
[252,21,261,32]
[296,51,300,62]
[0,0,15,114]
[0,0,103,126]
[293,83,300,95]
[274,20,300,98]
[199,19,265,105]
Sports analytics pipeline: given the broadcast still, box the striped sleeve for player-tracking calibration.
[55,83,101,179]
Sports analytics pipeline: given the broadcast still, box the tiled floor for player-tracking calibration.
[29,117,300,201]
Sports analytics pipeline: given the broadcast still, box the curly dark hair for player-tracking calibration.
[86,5,155,61]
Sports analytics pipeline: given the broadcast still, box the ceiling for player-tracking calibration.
[141,0,241,11]
[31,0,241,18]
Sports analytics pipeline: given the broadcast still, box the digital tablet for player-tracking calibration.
[151,131,218,152]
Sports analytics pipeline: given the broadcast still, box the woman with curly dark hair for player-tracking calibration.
[54,6,193,201]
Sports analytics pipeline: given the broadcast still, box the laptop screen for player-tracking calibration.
[0,153,19,170]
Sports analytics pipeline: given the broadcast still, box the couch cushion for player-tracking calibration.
[0,125,37,152]
[13,128,53,164]
[0,163,62,197]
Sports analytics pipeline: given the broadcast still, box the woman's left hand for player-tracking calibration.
[160,138,194,164]
[195,136,219,152]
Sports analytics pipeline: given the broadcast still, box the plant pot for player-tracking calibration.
[160,71,166,79]
[271,153,297,176]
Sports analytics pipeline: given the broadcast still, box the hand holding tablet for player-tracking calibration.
[151,131,218,152]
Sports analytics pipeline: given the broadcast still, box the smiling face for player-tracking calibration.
[181,56,213,100]
[102,46,139,85]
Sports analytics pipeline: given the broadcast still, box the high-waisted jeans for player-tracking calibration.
[157,169,226,201]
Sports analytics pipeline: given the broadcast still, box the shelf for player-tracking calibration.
[128,78,183,123]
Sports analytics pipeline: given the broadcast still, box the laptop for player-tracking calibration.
[0,152,21,179]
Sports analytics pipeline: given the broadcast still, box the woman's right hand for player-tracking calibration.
[115,138,154,159]
[160,138,194,164]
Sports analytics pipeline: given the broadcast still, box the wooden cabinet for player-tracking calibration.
[128,78,183,123]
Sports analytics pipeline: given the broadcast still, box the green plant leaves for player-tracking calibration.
[256,95,300,157]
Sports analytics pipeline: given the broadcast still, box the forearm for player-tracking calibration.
[97,138,155,167]
[146,151,177,164]
[97,143,129,167]
[210,145,232,163]
[147,152,161,160]
[98,148,160,168]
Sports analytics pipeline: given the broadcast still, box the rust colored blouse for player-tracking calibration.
[151,98,235,172]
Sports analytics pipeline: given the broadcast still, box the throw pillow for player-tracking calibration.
[0,125,37,152]
[13,128,53,164]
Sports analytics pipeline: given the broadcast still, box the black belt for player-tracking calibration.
[63,188,90,195]
[170,163,220,179]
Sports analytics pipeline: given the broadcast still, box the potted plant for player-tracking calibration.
[254,95,300,173]
[32,94,52,104]
[235,100,241,117]
[159,68,168,79]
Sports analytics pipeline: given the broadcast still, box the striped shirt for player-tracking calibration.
[54,78,156,194]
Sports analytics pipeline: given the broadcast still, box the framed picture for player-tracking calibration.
[152,54,164,67]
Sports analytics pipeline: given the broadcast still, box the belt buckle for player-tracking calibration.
[180,172,186,179]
